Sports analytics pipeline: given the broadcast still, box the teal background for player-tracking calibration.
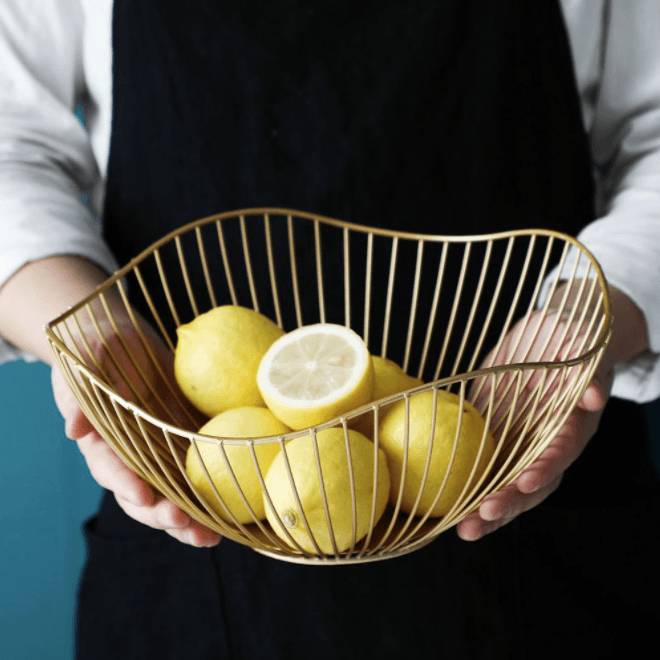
[0,362,102,660]
[1,360,659,659]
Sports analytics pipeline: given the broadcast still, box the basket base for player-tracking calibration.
[252,532,439,565]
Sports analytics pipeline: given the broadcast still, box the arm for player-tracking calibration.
[558,0,660,403]
[0,1,219,547]
[0,255,221,547]
[0,0,117,362]
[0,256,109,365]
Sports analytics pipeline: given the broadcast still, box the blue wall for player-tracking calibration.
[0,362,102,660]
[1,360,659,659]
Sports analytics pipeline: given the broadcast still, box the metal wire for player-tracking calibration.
[45,208,611,565]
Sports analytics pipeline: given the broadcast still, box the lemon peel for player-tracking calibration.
[186,406,290,524]
[378,389,495,518]
[264,427,390,555]
[174,305,284,417]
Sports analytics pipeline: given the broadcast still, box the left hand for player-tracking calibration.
[457,279,648,541]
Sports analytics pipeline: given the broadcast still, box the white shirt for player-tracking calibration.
[1,0,660,402]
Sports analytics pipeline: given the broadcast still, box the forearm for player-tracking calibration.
[0,256,115,366]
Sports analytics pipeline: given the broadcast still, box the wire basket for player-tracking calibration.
[46,208,611,564]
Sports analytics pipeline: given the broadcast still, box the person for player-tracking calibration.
[0,0,659,657]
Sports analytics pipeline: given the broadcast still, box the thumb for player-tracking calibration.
[51,364,95,439]
[577,356,614,413]
[577,376,607,412]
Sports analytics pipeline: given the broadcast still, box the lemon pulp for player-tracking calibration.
[257,323,374,430]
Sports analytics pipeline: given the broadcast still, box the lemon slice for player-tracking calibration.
[257,323,374,430]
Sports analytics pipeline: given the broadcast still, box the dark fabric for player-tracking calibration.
[77,496,231,658]
[75,0,660,658]
[104,0,594,248]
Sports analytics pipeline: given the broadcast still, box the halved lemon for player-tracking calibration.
[256,323,374,430]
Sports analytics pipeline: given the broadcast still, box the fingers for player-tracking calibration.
[457,474,562,541]
[457,403,604,541]
[576,379,606,412]
[515,415,592,494]
[577,365,614,412]
[77,432,155,506]
[116,495,222,547]
[51,365,96,439]
[50,324,221,548]
[77,431,221,547]
[65,397,96,439]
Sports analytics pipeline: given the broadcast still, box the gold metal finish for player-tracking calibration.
[45,208,611,565]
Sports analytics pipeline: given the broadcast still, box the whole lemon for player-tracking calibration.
[186,406,290,525]
[350,356,423,439]
[264,428,390,555]
[378,390,495,518]
[175,305,284,417]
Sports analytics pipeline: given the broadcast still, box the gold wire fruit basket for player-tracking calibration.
[46,208,611,565]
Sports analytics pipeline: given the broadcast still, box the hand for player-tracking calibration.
[456,280,647,542]
[457,332,613,541]
[52,314,221,548]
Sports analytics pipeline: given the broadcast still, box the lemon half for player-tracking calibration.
[256,323,374,430]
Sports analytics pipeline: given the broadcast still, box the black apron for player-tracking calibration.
[77,1,660,658]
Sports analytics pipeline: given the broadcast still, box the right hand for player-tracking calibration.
[51,315,222,548]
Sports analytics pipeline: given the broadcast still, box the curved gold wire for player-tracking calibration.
[45,208,611,565]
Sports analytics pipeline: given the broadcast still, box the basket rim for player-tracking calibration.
[56,350,607,446]
[45,206,612,328]
[44,206,612,443]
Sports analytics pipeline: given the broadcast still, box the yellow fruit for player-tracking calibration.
[186,406,290,525]
[174,305,284,417]
[351,356,424,438]
[378,390,495,518]
[256,323,374,430]
[264,428,390,555]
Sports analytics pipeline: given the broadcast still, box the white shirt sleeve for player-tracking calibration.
[0,0,118,364]
[553,0,660,403]
[2,0,660,407]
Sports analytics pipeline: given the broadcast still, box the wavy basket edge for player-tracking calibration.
[42,209,614,562]
[44,207,613,446]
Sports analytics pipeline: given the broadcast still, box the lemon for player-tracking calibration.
[186,406,290,525]
[351,356,424,439]
[264,428,390,555]
[256,323,374,430]
[378,390,495,518]
[174,305,284,417]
